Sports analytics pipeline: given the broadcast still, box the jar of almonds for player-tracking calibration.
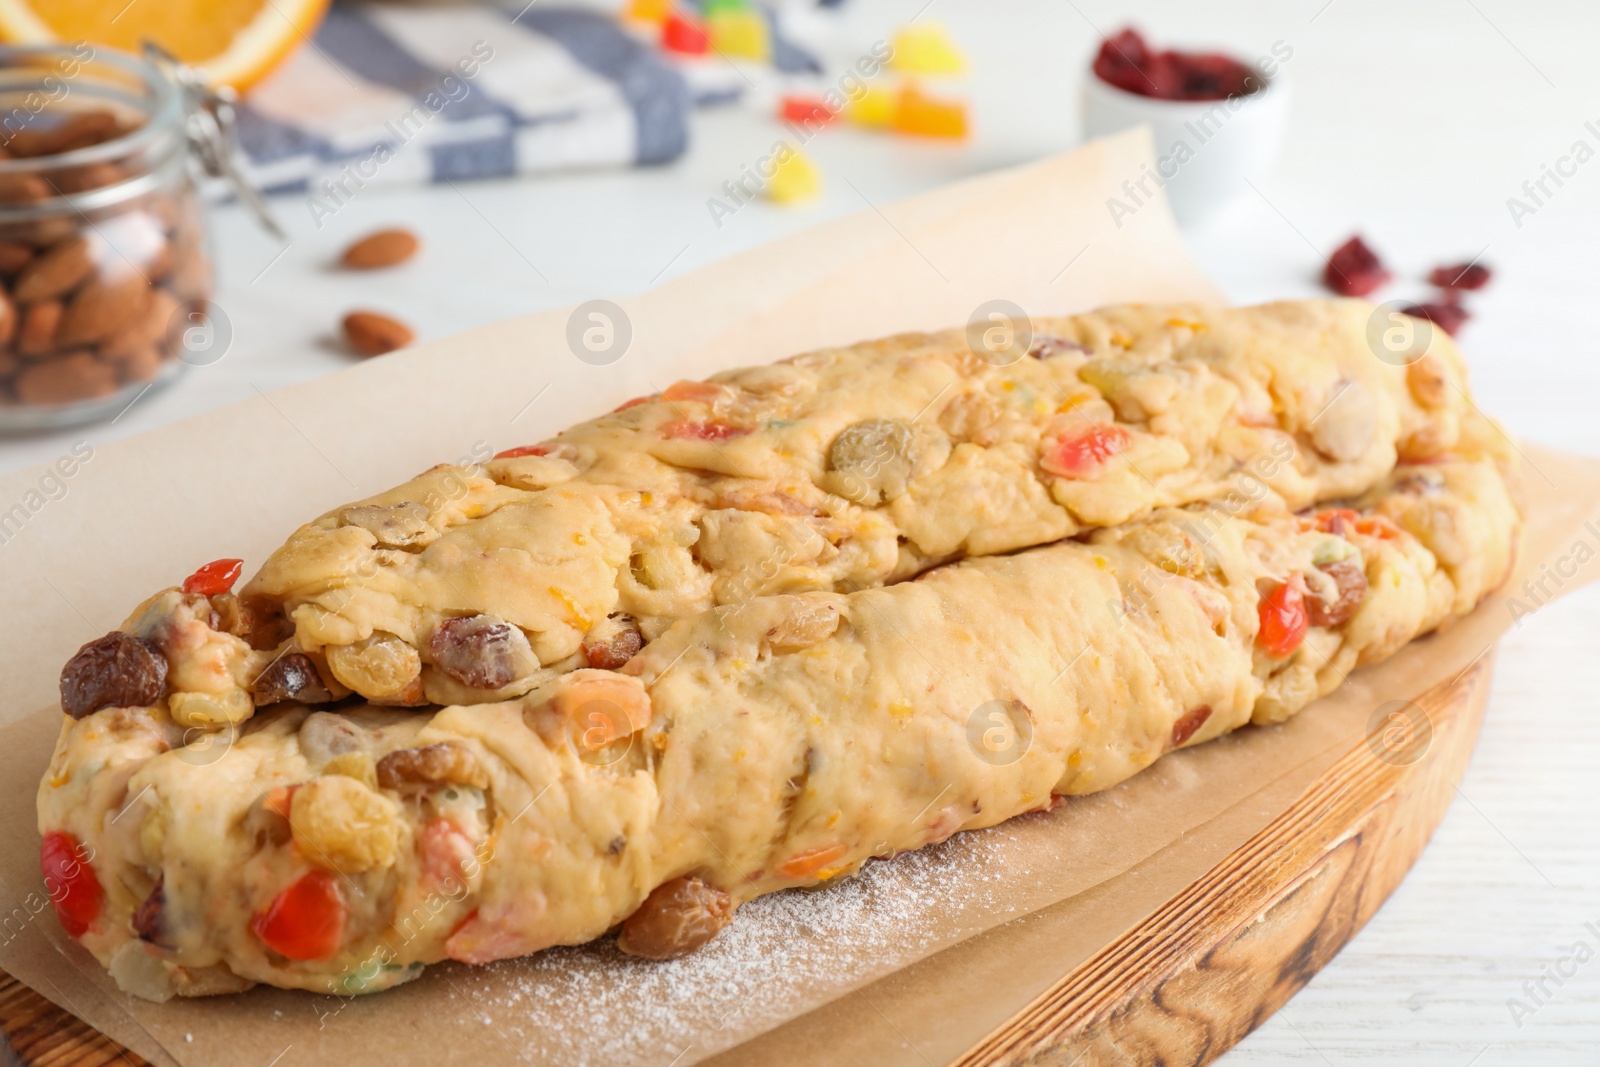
[0,45,269,431]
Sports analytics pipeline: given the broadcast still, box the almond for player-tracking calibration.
[9,110,121,158]
[58,271,151,346]
[100,287,178,361]
[17,300,62,356]
[14,351,117,405]
[343,310,414,357]
[13,235,94,302]
[0,289,13,346]
[0,173,50,204]
[110,345,163,384]
[0,241,33,277]
[341,228,420,270]
[52,161,126,195]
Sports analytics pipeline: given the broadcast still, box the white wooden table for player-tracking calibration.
[3,1,1597,1061]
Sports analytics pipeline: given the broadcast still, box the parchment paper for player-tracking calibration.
[1,129,1596,1067]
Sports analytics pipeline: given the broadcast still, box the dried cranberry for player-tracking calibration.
[1305,558,1368,628]
[251,653,333,707]
[1400,301,1470,336]
[1093,28,1158,96]
[428,614,525,690]
[1093,27,1258,101]
[1428,262,1492,291]
[59,631,167,719]
[1323,236,1391,297]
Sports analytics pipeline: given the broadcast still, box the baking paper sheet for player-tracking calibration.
[1,128,1596,1067]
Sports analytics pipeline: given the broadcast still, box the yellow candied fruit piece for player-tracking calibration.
[889,23,968,75]
[574,532,587,545]
[847,86,895,128]
[640,491,654,505]
[766,147,821,204]
[825,811,841,828]
[708,9,769,61]
[1165,317,1208,331]
[1067,751,1084,768]
[889,700,914,719]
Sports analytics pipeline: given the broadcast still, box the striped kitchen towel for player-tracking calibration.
[235,1,826,202]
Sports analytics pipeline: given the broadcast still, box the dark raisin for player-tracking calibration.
[427,614,528,690]
[251,653,333,707]
[1171,705,1212,747]
[1323,236,1391,297]
[1306,558,1368,628]
[59,632,167,719]
[376,741,487,790]
[131,879,172,948]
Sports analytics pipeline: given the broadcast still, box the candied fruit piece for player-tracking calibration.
[889,23,968,75]
[708,9,769,61]
[661,12,708,55]
[892,85,968,139]
[766,147,821,203]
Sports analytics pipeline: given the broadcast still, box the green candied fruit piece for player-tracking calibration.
[1312,538,1360,567]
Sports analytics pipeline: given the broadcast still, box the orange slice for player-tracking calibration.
[0,0,331,94]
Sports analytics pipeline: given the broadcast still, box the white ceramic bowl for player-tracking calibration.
[1082,68,1290,225]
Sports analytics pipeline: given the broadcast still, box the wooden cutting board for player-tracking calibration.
[0,652,1494,1067]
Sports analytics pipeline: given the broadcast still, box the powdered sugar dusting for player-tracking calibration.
[432,815,1055,1067]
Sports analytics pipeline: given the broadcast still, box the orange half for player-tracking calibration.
[0,0,331,93]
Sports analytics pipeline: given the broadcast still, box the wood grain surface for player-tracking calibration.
[0,654,1493,1067]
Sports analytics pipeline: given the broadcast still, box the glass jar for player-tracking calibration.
[0,45,226,431]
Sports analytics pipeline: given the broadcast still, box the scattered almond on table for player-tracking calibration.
[340,228,420,270]
[342,310,413,356]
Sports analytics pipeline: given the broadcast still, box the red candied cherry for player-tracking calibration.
[182,558,244,596]
[251,870,346,961]
[662,419,750,442]
[661,12,708,55]
[1257,580,1309,658]
[1041,424,1132,478]
[1322,236,1391,297]
[40,831,103,939]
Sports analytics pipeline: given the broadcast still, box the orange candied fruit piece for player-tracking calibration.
[777,843,847,879]
[891,85,969,139]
